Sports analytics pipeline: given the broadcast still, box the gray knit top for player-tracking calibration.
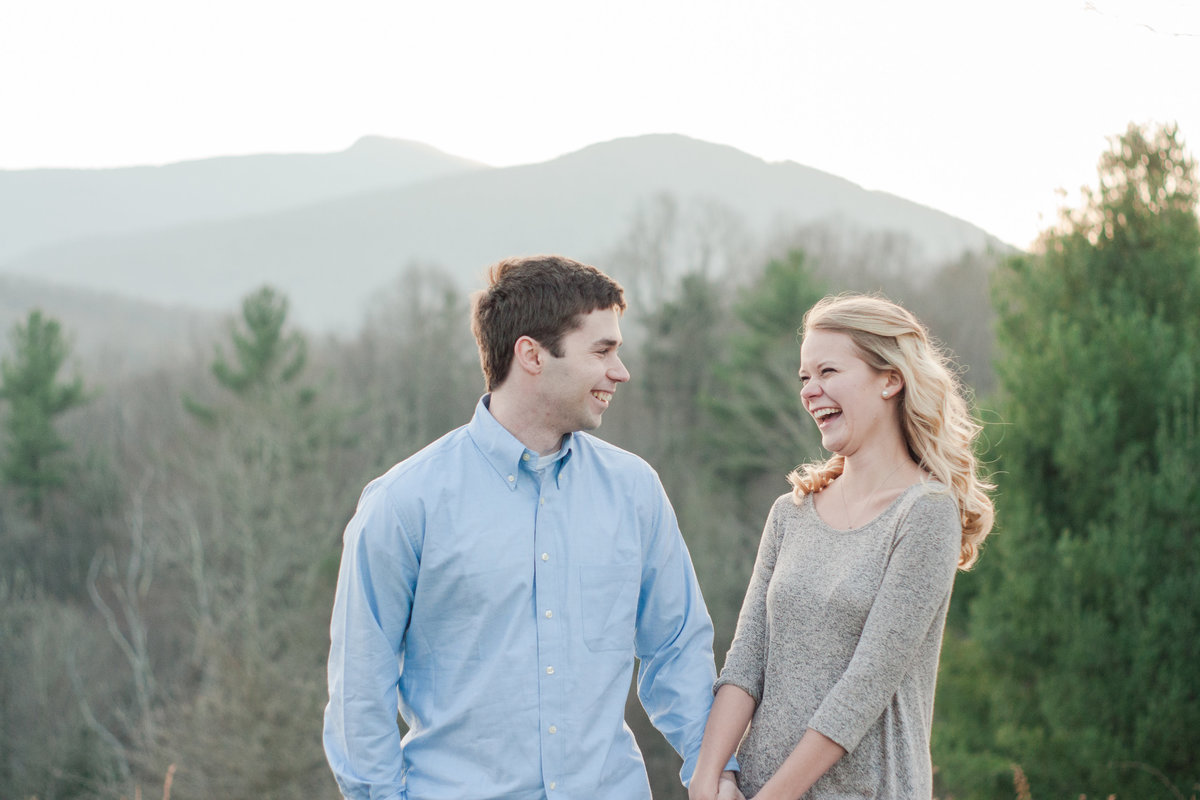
[714,481,960,798]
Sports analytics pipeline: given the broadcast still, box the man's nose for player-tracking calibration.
[610,357,631,383]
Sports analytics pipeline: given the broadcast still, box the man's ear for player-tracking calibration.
[512,336,544,376]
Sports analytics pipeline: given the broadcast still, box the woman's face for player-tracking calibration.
[798,328,898,456]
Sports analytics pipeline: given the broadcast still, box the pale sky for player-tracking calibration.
[2,0,1197,249]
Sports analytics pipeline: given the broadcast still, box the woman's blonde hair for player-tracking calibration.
[786,294,995,568]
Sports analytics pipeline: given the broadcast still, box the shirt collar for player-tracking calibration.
[467,395,575,490]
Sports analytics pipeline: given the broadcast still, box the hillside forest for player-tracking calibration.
[1,124,1197,800]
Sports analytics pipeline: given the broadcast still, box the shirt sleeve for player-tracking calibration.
[630,468,728,787]
[806,490,961,751]
[713,495,789,703]
[322,480,420,800]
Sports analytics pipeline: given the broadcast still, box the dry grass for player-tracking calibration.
[1012,764,1032,800]
[120,763,177,800]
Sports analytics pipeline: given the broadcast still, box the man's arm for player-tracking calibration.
[631,470,733,787]
[323,483,419,800]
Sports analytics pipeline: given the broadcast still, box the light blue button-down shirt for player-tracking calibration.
[323,396,725,800]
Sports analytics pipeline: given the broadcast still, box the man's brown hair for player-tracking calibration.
[471,255,626,391]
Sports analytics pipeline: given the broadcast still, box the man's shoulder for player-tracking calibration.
[368,425,473,494]
[573,432,656,475]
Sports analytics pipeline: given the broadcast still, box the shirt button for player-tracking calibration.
[546,666,555,675]
[507,474,515,482]
[549,782,557,790]
[544,610,553,619]
[539,497,545,505]
[541,553,549,562]
[548,725,557,734]
[522,453,531,461]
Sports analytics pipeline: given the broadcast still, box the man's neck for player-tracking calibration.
[487,389,565,456]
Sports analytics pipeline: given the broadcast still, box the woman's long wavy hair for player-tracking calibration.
[786,294,995,569]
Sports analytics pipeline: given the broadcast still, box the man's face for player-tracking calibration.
[537,306,631,436]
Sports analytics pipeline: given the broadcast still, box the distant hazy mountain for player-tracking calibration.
[0,273,219,376]
[0,136,486,263]
[1,134,1009,334]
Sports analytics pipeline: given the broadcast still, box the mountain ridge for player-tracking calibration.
[0,137,487,263]
[1,133,1013,335]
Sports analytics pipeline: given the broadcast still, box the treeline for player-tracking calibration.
[934,124,1200,799]
[0,123,1196,800]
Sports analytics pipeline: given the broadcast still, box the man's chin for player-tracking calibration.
[577,414,603,432]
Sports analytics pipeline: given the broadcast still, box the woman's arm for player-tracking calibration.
[689,684,756,800]
[748,729,846,800]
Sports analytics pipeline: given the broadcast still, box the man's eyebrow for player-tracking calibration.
[593,338,621,348]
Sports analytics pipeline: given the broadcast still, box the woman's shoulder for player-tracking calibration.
[904,479,957,512]
[764,489,825,536]
[895,479,961,537]
[775,487,817,516]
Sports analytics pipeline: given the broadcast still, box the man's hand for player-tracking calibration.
[717,770,746,800]
[689,769,744,800]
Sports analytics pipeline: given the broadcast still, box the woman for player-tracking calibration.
[690,294,994,800]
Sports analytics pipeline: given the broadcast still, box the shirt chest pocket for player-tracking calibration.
[577,564,640,652]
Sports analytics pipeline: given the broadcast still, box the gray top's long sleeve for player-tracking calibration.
[715,481,960,798]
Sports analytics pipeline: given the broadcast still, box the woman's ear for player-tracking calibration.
[883,370,904,399]
[512,335,544,376]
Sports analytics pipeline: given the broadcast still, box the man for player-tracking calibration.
[323,255,737,799]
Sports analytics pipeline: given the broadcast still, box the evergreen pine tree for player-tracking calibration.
[703,250,827,514]
[0,310,89,517]
[960,124,1200,798]
[184,285,310,421]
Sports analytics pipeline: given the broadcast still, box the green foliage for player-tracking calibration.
[184,285,312,422]
[929,632,1017,798]
[0,310,89,516]
[703,250,827,507]
[626,268,772,638]
[214,286,308,394]
[638,272,730,472]
[940,123,1200,799]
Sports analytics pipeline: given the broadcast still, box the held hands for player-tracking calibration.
[689,770,746,800]
[719,770,747,800]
